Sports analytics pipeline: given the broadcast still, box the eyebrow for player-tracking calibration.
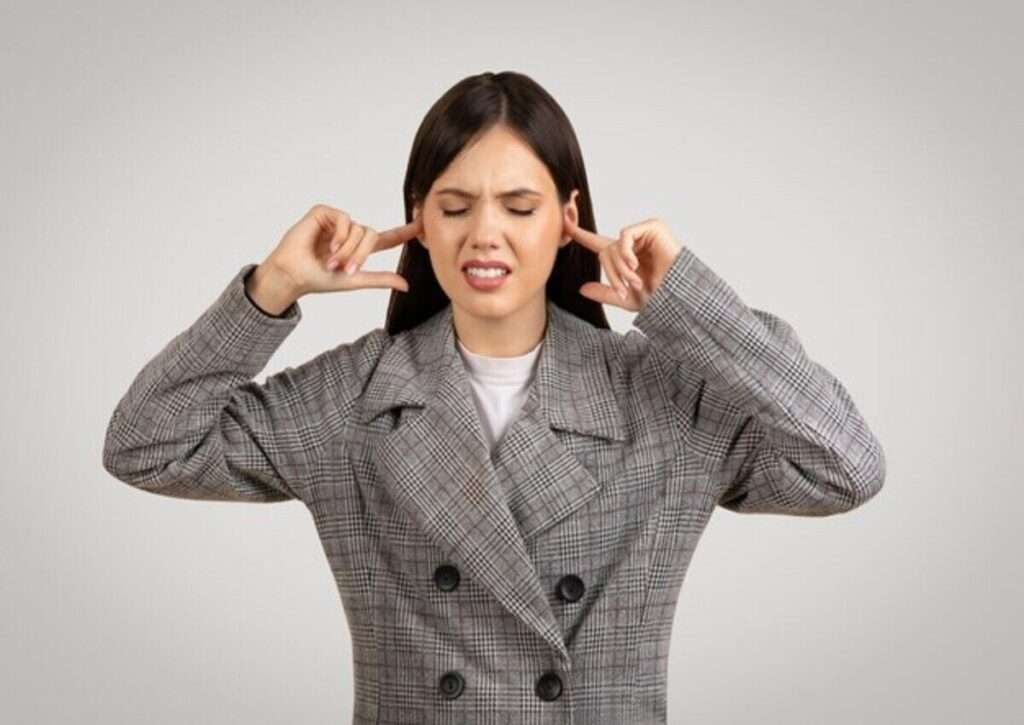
[435,186,543,200]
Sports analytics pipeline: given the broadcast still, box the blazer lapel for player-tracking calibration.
[359,299,628,664]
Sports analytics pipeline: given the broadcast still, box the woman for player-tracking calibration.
[103,70,886,724]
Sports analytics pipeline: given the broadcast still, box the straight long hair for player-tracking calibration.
[384,70,609,336]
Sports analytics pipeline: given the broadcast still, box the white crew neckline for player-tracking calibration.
[455,336,543,385]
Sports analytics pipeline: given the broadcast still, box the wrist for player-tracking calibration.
[246,261,301,317]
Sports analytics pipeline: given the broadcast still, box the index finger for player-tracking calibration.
[563,215,613,253]
[376,216,424,250]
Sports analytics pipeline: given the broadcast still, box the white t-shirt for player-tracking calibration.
[455,335,543,455]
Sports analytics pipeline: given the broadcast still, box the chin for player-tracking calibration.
[454,296,518,319]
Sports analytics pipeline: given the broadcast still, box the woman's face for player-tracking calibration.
[413,124,579,323]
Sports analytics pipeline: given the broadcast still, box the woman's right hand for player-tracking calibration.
[260,203,423,300]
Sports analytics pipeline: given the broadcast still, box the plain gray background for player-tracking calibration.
[3,1,1020,723]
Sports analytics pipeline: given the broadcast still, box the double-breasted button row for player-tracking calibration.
[434,564,585,602]
[437,670,564,701]
[433,565,574,702]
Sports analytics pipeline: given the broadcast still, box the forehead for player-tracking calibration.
[431,125,556,196]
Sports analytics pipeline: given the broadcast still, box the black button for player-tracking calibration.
[555,574,584,603]
[438,671,465,700]
[434,564,460,592]
[535,671,563,701]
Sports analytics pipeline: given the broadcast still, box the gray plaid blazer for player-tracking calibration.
[103,245,886,724]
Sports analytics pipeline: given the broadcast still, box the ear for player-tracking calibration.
[559,188,580,247]
[412,202,427,248]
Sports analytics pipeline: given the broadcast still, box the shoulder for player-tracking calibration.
[593,323,705,414]
[326,326,393,376]
[590,324,667,397]
[591,322,661,381]
[285,326,393,404]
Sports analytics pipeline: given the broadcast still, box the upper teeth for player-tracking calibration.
[466,267,508,277]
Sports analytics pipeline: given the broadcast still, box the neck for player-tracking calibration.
[451,295,548,357]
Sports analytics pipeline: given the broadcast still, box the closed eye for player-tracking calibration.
[442,209,535,217]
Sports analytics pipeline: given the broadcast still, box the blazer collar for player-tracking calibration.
[356,299,627,664]
[359,298,627,442]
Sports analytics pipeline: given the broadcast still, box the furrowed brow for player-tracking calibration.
[435,186,543,199]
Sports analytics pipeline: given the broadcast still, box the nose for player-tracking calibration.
[470,236,499,252]
[466,204,504,250]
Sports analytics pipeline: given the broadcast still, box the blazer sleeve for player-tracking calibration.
[631,245,886,516]
[102,263,386,504]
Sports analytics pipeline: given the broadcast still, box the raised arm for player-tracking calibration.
[633,246,886,516]
[102,263,388,504]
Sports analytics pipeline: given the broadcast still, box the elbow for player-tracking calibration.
[101,412,127,480]
[840,438,887,513]
[864,440,887,501]
[101,409,150,488]
[102,441,136,485]
[102,429,138,487]
[101,443,121,479]
[102,437,181,495]
[795,440,886,516]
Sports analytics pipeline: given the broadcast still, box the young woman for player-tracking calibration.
[103,70,886,724]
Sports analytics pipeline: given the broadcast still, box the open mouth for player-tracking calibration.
[462,265,511,290]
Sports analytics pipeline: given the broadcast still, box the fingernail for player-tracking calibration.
[327,259,337,271]
[344,261,356,274]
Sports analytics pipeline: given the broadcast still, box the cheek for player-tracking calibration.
[421,223,454,261]
[524,223,562,264]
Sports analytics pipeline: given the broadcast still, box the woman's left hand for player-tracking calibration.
[563,215,685,312]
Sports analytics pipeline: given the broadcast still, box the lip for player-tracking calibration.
[462,265,511,291]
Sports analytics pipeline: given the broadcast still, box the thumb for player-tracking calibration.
[334,270,409,292]
[367,271,410,292]
[578,281,618,306]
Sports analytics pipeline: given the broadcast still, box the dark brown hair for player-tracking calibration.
[384,70,609,336]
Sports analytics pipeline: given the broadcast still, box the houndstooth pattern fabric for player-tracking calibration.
[103,245,886,724]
